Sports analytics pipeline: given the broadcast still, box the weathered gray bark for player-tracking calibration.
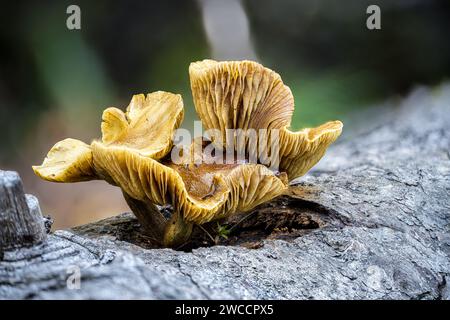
[0,85,449,299]
[0,171,46,252]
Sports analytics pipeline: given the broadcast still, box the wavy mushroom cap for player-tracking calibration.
[189,59,343,181]
[101,91,184,159]
[32,138,95,182]
[92,141,288,225]
[33,91,184,183]
[189,59,294,132]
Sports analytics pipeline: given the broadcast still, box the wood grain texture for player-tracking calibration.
[0,171,46,252]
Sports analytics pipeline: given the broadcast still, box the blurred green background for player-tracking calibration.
[0,0,449,228]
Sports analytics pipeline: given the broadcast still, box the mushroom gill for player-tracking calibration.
[189,59,343,180]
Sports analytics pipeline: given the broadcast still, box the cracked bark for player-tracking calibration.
[1,85,450,299]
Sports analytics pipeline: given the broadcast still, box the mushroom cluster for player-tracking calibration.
[33,60,342,247]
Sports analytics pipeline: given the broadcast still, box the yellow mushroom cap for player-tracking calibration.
[101,91,184,159]
[33,91,184,183]
[32,138,94,182]
[190,59,294,132]
[189,59,343,181]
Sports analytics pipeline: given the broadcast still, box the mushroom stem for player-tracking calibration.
[163,210,193,248]
[122,192,167,244]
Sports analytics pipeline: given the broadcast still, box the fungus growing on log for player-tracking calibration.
[33,60,342,248]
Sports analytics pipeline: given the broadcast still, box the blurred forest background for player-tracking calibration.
[0,0,449,229]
